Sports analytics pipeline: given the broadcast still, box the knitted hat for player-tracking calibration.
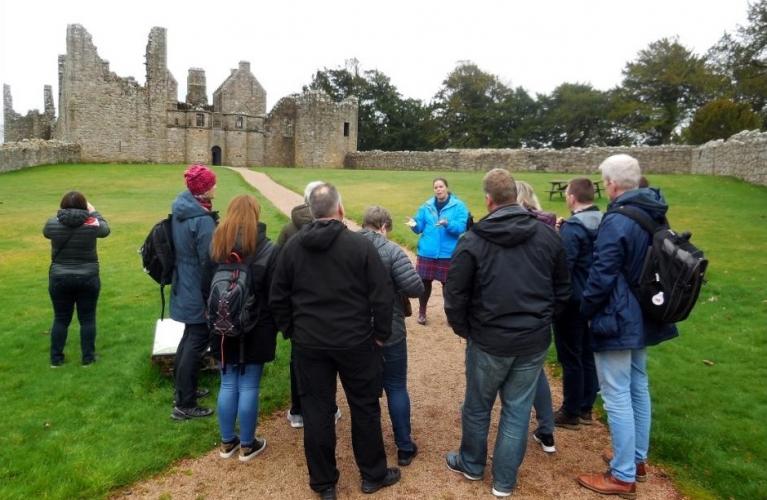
[184,164,216,196]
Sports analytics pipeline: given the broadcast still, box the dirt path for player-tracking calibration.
[117,167,682,499]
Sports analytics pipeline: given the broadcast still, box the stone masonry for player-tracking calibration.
[3,24,357,168]
[0,139,80,174]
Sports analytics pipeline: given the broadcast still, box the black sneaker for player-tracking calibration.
[361,467,401,494]
[173,389,210,406]
[533,431,556,453]
[397,442,418,466]
[445,451,482,480]
[239,437,266,462]
[171,406,213,420]
[318,486,337,500]
[219,437,240,458]
[554,408,581,430]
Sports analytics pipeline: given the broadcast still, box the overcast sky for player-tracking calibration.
[0,0,752,119]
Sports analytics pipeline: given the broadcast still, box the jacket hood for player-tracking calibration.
[569,206,602,233]
[610,188,669,222]
[56,208,90,227]
[472,204,539,247]
[172,190,209,221]
[291,203,313,229]
[299,219,346,251]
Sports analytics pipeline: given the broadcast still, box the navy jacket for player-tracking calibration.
[560,206,602,304]
[444,204,571,357]
[170,190,217,324]
[580,189,678,351]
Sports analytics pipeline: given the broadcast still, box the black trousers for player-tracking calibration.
[553,302,599,416]
[294,341,387,492]
[174,322,210,408]
[49,274,100,364]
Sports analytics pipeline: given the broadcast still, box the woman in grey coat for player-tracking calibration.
[43,191,110,366]
[360,205,425,467]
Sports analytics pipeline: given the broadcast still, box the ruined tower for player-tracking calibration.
[186,69,207,107]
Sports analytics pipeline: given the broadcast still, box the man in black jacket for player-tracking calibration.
[444,168,570,498]
[269,183,399,499]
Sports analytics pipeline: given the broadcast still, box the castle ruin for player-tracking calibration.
[3,25,358,167]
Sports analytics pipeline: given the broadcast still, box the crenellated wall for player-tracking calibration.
[0,139,81,173]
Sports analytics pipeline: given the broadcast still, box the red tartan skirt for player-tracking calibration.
[416,256,451,283]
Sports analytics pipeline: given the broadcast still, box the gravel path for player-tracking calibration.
[116,167,682,499]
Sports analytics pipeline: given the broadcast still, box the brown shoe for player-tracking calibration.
[602,450,648,482]
[577,471,636,499]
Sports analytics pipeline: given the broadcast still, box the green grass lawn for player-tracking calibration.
[0,164,290,499]
[260,167,767,500]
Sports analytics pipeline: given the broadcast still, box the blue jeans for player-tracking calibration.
[459,341,547,493]
[533,369,554,435]
[382,340,414,452]
[217,363,264,446]
[49,274,101,364]
[594,348,650,483]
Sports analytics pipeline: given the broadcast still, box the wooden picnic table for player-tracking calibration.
[547,179,603,200]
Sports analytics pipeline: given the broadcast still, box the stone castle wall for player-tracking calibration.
[3,85,55,142]
[345,145,693,174]
[691,130,767,186]
[0,140,81,173]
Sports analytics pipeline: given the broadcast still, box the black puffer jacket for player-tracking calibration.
[43,208,110,277]
[269,219,394,349]
[209,224,279,365]
[444,204,571,357]
[359,229,424,346]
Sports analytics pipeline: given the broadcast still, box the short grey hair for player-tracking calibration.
[362,205,393,231]
[303,180,324,203]
[599,154,641,190]
[308,182,342,219]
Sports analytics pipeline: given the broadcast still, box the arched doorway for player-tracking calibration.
[211,146,222,166]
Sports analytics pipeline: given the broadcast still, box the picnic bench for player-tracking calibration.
[547,179,603,200]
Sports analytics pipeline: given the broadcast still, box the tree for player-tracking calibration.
[431,61,537,148]
[620,38,722,144]
[306,63,435,150]
[683,98,762,144]
[708,0,767,120]
[532,83,627,148]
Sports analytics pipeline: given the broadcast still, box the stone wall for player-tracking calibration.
[345,145,694,174]
[293,91,358,167]
[0,139,80,173]
[692,130,767,186]
[4,84,55,142]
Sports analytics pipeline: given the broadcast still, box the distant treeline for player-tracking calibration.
[305,1,767,150]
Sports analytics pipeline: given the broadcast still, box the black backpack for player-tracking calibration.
[610,205,708,324]
[207,250,265,370]
[140,215,175,318]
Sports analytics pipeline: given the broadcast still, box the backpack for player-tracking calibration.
[207,251,261,369]
[140,215,175,319]
[610,205,708,324]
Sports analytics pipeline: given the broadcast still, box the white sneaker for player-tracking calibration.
[334,408,342,424]
[287,410,304,428]
[492,486,512,497]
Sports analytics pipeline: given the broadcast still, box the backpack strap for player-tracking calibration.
[608,205,665,235]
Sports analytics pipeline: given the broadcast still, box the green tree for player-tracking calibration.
[431,61,537,148]
[708,0,767,120]
[683,98,762,144]
[532,83,627,148]
[620,38,722,144]
[306,62,435,150]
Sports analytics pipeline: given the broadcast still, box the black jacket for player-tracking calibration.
[43,208,110,277]
[209,224,279,365]
[444,204,571,357]
[277,203,313,246]
[269,219,394,349]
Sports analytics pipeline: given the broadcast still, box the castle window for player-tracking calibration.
[236,116,244,129]
[284,119,294,138]
[196,113,205,127]
[175,118,179,126]
[343,122,350,137]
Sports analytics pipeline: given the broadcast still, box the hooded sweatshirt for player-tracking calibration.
[43,208,110,277]
[277,203,313,246]
[269,219,394,349]
[560,205,602,303]
[444,204,571,357]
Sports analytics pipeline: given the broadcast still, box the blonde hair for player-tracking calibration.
[515,180,541,211]
[211,195,262,263]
